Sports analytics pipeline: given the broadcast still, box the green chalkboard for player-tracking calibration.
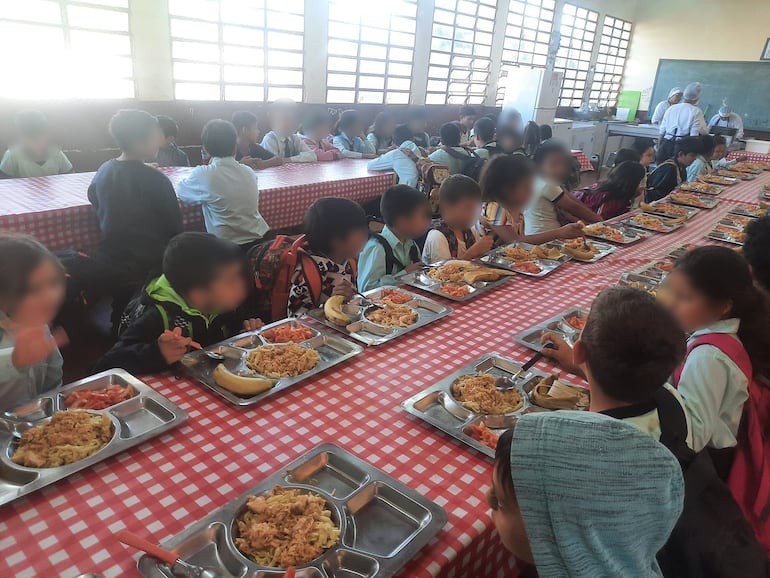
[650,59,770,132]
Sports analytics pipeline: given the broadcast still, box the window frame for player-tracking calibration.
[589,14,632,107]
[553,2,599,108]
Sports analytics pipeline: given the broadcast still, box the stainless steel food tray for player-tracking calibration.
[707,225,745,246]
[634,260,673,282]
[619,213,684,234]
[719,215,754,230]
[400,260,514,302]
[402,355,588,458]
[666,242,701,260]
[513,307,590,353]
[137,443,447,578]
[729,202,767,218]
[641,202,699,220]
[182,319,363,406]
[678,182,725,195]
[617,273,665,298]
[305,287,452,346]
[668,192,720,209]
[550,239,616,263]
[0,369,187,506]
[583,223,649,244]
[479,241,570,277]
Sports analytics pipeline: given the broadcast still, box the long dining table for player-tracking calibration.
[0,160,394,251]
[1,170,768,578]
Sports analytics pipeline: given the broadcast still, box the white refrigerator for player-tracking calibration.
[501,67,563,127]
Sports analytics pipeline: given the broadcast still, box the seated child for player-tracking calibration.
[744,216,770,307]
[232,111,282,170]
[0,234,68,411]
[458,105,477,144]
[177,119,269,249]
[646,137,699,202]
[478,154,585,245]
[686,135,716,182]
[521,121,541,156]
[155,115,190,167]
[332,110,376,159]
[524,141,600,235]
[407,108,431,149]
[96,232,255,374]
[613,147,641,167]
[422,174,494,263]
[711,135,745,170]
[0,110,72,178]
[367,111,396,154]
[428,122,474,174]
[472,117,497,159]
[260,100,316,163]
[367,124,423,187]
[490,411,683,577]
[574,161,646,219]
[288,198,369,316]
[632,138,656,168]
[300,111,343,161]
[358,185,431,291]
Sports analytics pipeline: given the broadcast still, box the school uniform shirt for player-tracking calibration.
[422,227,480,264]
[686,154,713,182]
[524,176,564,234]
[358,225,420,292]
[411,131,431,149]
[0,145,72,178]
[260,131,315,162]
[176,156,269,245]
[287,252,355,317]
[708,113,745,140]
[332,132,376,159]
[234,142,275,162]
[300,135,342,161]
[367,133,392,152]
[475,201,525,240]
[88,159,183,277]
[367,141,422,187]
[712,156,738,170]
[428,146,472,175]
[474,147,490,160]
[659,102,708,140]
[650,99,672,124]
[155,143,190,167]
[646,160,686,203]
[677,318,749,453]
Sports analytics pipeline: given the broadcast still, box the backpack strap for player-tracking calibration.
[154,303,170,331]
[399,147,420,163]
[370,233,420,274]
[655,387,696,466]
[672,333,752,387]
[441,145,474,160]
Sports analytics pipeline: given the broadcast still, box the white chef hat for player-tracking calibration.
[719,105,731,116]
[683,82,702,101]
[668,87,683,98]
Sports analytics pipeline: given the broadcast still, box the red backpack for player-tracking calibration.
[673,334,770,552]
[246,235,356,322]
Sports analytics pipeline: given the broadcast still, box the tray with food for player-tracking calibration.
[707,224,746,246]
[762,185,770,201]
[617,273,666,299]
[634,260,673,282]
[0,370,187,507]
[513,307,590,353]
[582,223,648,244]
[720,214,754,229]
[640,200,699,220]
[729,202,768,218]
[400,259,515,302]
[479,241,569,277]
[735,161,770,171]
[729,163,764,174]
[306,286,452,346]
[619,212,684,233]
[716,169,756,180]
[678,181,724,195]
[698,175,739,185]
[552,238,616,262]
[401,355,589,457]
[668,192,720,209]
[182,319,363,406]
[137,443,447,578]
[666,242,700,260]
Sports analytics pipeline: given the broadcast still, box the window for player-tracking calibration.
[553,3,598,108]
[496,0,555,104]
[590,15,631,107]
[0,0,133,99]
[169,0,305,101]
[427,0,497,105]
[326,0,417,104]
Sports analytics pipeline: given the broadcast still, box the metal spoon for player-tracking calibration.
[116,530,219,578]
[496,342,555,391]
[355,291,384,309]
[0,417,36,439]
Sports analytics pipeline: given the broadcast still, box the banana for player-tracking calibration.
[323,295,351,326]
[212,364,274,396]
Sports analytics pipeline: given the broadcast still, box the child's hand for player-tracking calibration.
[405,262,424,273]
[11,326,68,369]
[539,331,579,374]
[332,279,357,300]
[243,318,264,332]
[467,234,495,257]
[557,221,586,240]
[157,327,194,365]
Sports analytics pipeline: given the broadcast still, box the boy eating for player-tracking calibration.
[358,185,431,291]
[155,115,190,167]
[0,110,72,178]
[232,111,282,170]
[260,100,316,163]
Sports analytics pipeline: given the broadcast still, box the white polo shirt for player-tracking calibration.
[659,102,708,139]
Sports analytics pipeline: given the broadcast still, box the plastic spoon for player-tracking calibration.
[116,530,218,578]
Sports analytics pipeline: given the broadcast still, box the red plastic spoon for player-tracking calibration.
[116,530,218,578]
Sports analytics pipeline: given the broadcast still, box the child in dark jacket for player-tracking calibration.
[96,232,260,374]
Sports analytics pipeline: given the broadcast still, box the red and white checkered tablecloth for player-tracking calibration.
[1,172,768,578]
[728,150,770,164]
[571,149,594,172]
[0,160,394,251]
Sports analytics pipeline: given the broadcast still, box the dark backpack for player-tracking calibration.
[369,233,421,275]
[399,147,449,215]
[654,387,770,577]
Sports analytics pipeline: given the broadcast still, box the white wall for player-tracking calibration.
[625,0,770,108]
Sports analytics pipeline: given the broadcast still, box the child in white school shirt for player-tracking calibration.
[260,100,315,163]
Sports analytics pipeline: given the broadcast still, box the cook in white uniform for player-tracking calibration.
[708,105,744,140]
[657,82,708,163]
[650,87,683,125]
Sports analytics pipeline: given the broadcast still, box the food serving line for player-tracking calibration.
[0,160,394,251]
[1,169,769,578]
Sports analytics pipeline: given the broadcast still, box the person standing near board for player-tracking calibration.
[657,82,708,164]
[708,104,745,140]
[650,87,683,125]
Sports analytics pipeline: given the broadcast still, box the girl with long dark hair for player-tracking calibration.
[575,160,646,219]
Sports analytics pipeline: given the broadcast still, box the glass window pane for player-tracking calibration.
[67,5,128,31]
[268,86,302,102]
[174,62,220,82]
[172,18,219,41]
[225,84,264,101]
[327,89,356,103]
[224,65,264,84]
[5,0,61,24]
[176,82,220,100]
